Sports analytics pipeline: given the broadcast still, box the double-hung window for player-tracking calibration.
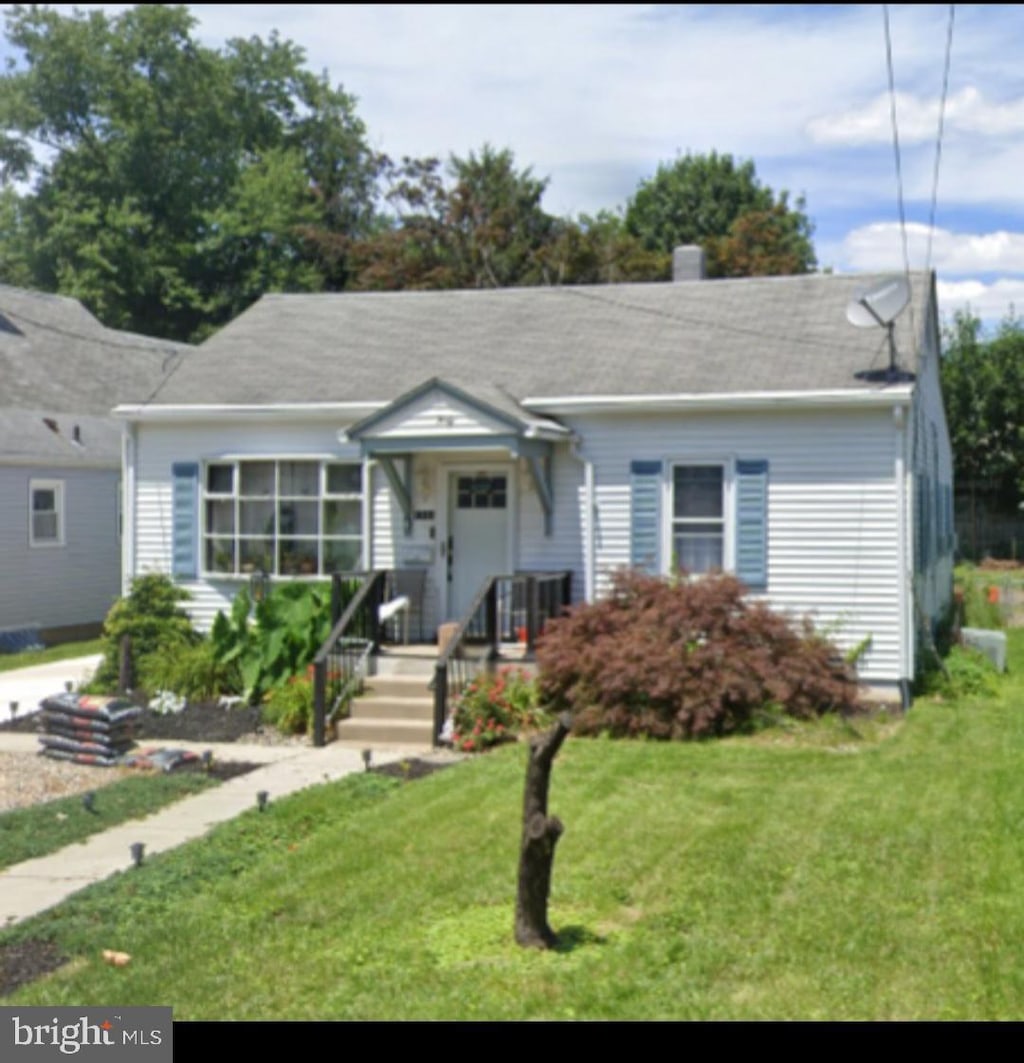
[671,464,725,575]
[202,460,363,577]
[30,479,64,547]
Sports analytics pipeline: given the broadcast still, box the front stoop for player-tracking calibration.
[335,671,435,746]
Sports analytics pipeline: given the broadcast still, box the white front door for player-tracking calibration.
[446,470,510,621]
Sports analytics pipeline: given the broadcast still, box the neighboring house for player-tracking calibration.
[115,254,953,701]
[0,286,188,645]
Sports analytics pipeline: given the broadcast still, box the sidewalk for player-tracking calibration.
[0,656,441,927]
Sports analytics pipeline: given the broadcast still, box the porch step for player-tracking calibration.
[334,718,434,745]
[372,648,437,678]
[335,666,435,745]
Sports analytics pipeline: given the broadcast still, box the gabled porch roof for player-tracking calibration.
[342,377,569,536]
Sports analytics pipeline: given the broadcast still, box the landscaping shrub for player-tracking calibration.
[536,570,862,739]
[210,580,349,704]
[263,676,315,734]
[451,667,552,753]
[89,574,199,692]
[138,638,242,702]
[918,643,1000,701]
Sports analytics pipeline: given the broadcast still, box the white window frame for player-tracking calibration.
[664,459,736,576]
[201,458,365,579]
[29,478,65,548]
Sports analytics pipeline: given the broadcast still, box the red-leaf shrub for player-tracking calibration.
[536,570,862,739]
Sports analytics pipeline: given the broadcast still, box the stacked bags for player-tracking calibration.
[38,693,140,766]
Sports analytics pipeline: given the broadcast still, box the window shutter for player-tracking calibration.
[630,460,663,574]
[736,459,769,590]
[171,462,199,579]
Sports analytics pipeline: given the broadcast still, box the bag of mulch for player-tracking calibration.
[40,693,142,727]
[38,747,122,767]
[41,712,136,738]
[39,734,135,758]
[121,747,199,773]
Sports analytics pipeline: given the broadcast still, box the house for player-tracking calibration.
[114,254,953,701]
[0,286,188,645]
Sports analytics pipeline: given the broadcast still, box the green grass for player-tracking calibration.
[0,639,103,674]
[4,637,1024,1018]
[0,772,220,871]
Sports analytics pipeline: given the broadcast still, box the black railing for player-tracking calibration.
[432,571,571,744]
[311,570,387,747]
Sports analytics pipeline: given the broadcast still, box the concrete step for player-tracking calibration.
[335,717,434,745]
[362,674,432,699]
[349,694,433,722]
[372,653,436,678]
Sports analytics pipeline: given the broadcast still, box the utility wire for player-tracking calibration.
[925,5,956,279]
[883,4,918,356]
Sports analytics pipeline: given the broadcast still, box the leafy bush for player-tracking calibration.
[537,570,862,740]
[90,574,199,692]
[138,638,242,701]
[210,580,348,704]
[263,676,315,734]
[918,644,1000,700]
[452,667,551,753]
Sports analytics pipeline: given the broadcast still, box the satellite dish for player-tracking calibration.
[845,275,914,382]
[846,275,911,329]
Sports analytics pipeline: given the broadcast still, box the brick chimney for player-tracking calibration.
[672,245,705,282]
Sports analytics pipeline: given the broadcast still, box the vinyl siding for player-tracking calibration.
[0,465,121,630]
[369,389,510,439]
[566,406,905,684]
[133,419,362,631]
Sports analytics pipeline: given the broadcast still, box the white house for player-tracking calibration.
[115,259,953,701]
[0,286,188,646]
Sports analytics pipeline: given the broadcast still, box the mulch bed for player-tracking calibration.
[0,701,269,745]
[0,939,68,998]
[370,758,456,782]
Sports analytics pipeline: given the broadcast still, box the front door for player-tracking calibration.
[446,470,510,621]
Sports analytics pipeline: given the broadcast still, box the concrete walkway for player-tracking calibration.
[0,654,103,721]
[0,656,441,927]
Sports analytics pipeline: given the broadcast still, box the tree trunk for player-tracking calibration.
[514,711,572,948]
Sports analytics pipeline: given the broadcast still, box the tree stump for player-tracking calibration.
[514,711,572,948]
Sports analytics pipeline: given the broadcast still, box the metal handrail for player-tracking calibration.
[432,570,572,744]
[311,569,387,747]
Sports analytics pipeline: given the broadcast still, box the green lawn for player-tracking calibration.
[3,637,1023,1018]
[0,772,220,871]
[0,639,103,674]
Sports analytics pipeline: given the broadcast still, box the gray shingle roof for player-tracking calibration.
[145,272,934,408]
[0,408,122,466]
[0,285,190,415]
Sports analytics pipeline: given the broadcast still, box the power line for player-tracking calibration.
[925,5,956,278]
[883,4,920,359]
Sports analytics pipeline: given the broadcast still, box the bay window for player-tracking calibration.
[203,459,362,577]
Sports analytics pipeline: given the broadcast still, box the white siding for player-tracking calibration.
[0,465,121,631]
[517,445,585,602]
[566,407,905,684]
[370,389,510,439]
[133,418,361,631]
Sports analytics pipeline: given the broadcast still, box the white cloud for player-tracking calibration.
[807,86,1024,147]
[937,278,1024,322]
[842,222,1024,275]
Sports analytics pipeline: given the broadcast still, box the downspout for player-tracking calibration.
[894,403,912,706]
[122,422,136,596]
[569,436,595,602]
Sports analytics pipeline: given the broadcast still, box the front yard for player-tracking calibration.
[2,634,1023,1018]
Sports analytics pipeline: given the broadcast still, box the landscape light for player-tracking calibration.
[82,791,96,814]
[362,748,372,771]
[257,790,269,812]
[130,842,145,867]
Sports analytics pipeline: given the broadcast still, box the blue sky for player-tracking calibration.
[7,4,1023,329]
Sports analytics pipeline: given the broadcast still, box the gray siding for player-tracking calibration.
[0,465,121,631]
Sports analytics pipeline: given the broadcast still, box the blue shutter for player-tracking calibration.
[630,460,663,574]
[171,462,199,579]
[735,460,769,590]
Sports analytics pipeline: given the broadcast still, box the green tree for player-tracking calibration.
[941,310,1024,513]
[0,4,379,340]
[624,151,816,277]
